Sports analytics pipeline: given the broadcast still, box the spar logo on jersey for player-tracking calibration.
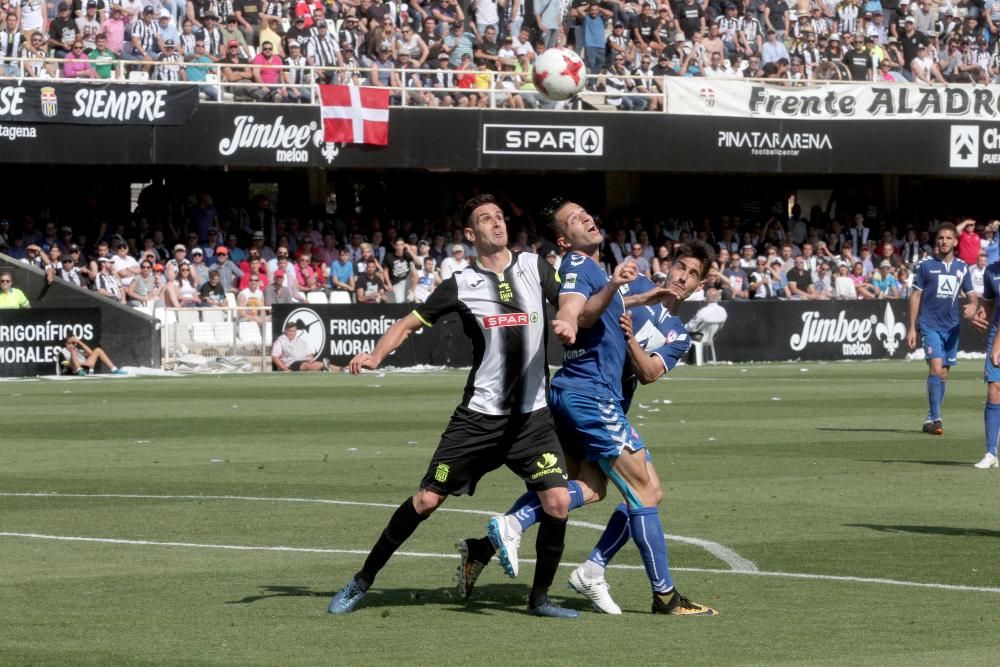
[281,307,324,358]
[482,312,538,328]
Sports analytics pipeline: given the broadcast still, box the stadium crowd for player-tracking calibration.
[1,0,996,108]
[2,187,995,309]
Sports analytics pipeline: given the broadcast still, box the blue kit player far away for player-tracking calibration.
[456,197,719,617]
[974,259,1000,469]
[906,222,979,436]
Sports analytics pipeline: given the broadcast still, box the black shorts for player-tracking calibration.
[288,360,304,371]
[420,405,569,497]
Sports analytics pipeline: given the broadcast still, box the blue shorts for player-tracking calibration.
[549,387,646,462]
[986,334,1000,383]
[922,327,959,367]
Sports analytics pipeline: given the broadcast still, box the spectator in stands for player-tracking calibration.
[272,255,305,301]
[957,218,982,266]
[251,40,285,100]
[157,8,178,50]
[126,259,162,306]
[308,20,341,81]
[123,6,160,70]
[102,6,127,56]
[439,243,468,280]
[813,261,834,298]
[221,15,247,51]
[165,261,202,307]
[749,256,773,298]
[606,53,647,111]
[761,28,789,64]
[56,254,84,287]
[64,39,96,76]
[355,256,386,303]
[0,272,29,308]
[234,0,261,45]
[199,268,228,306]
[723,254,749,299]
[221,38,254,98]
[786,255,818,300]
[769,257,790,298]
[291,252,319,293]
[195,13,223,59]
[870,260,901,298]
[329,247,356,296]
[22,31,55,78]
[189,247,209,285]
[88,33,118,77]
[63,336,127,375]
[238,274,267,323]
[0,14,23,78]
[264,269,293,305]
[113,241,139,287]
[414,256,439,304]
[283,40,312,102]
[850,261,876,298]
[49,2,79,59]
[154,38,185,80]
[271,320,328,372]
[382,238,417,303]
[95,256,126,303]
[238,255,269,290]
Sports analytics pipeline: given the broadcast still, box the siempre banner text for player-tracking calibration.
[0,81,199,125]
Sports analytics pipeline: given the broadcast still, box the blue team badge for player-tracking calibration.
[666,329,677,343]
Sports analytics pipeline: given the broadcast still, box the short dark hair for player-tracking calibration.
[460,193,500,228]
[671,241,716,279]
[540,196,571,237]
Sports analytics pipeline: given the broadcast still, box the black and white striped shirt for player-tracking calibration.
[284,54,309,84]
[307,32,339,67]
[197,26,223,57]
[715,15,739,44]
[156,52,184,80]
[0,29,22,61]
[413,251,559,416]
[739,16,761,47]
[131,18,159,55]
[178,32,197,56]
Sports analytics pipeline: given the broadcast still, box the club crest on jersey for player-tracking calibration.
[498,281,513,302]
[483,312,535,328]
[666,329,678,343]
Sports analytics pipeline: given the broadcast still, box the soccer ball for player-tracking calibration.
[532,47,587,101]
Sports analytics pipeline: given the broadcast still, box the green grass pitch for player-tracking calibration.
[3,361,1000,666]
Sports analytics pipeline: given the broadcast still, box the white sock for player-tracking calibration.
[581,559,604,579]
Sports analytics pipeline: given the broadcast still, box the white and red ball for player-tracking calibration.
[532,47,587,101]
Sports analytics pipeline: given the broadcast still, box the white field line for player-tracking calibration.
[0,491,757,573]
[2,531,999,596]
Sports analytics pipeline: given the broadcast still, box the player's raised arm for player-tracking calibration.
[348,313,424,374]
[577,261,637,329]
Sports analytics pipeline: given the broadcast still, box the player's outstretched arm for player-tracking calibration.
[347,313,424,375]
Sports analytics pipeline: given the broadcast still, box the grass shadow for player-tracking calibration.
[816,428,916,434]
[226,583,587,616]
[846,524,1000,538]
[862,459,971,467]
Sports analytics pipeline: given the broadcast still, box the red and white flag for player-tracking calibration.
[319,85,390,146]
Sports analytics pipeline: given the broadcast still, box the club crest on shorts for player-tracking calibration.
[434,463,450,482]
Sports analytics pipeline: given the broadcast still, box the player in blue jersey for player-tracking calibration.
[457,197,718,616]
[906,222,979,436]
[974,260,1000,469]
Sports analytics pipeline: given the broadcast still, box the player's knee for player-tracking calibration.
[412,489,445,516]
[539,487,570,519]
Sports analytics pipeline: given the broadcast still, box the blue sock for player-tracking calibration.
[627,506,674,594]
[927,375,943,421]
[985,402,1000,456]
[586,502,631,569]
[508,481,584,532]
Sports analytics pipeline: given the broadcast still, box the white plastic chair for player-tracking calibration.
[328,291,352,304]
[690,323,722,366]
[201,308,227,323]
[306,291,328,304]
[175,309,201,325]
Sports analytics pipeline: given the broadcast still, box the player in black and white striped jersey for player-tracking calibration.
[328,194,579,619]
